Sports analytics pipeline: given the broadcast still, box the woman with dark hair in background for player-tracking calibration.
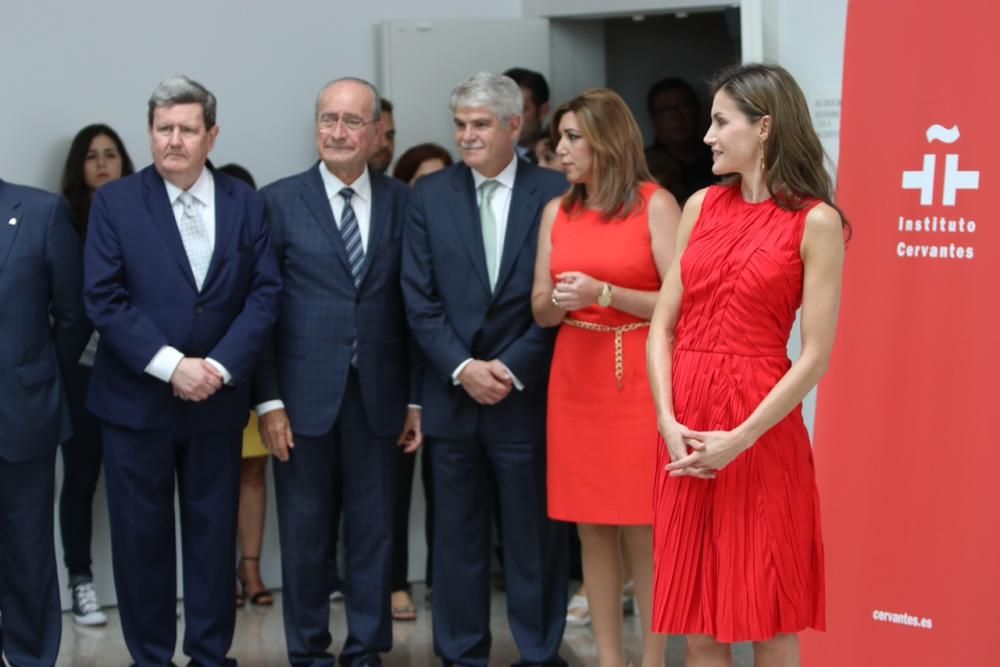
[392,142,452,186]
[58,123,134,626]
[648,63,847,667]
[216,162,274,608]
[532,89,680,667]
[386,143,451,620]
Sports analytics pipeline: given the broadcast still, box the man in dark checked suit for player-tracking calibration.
[0,179,88,667]
[254,76,420,667]
[401,71,569,666]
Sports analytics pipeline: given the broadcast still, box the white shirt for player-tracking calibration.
[319,161,372,253]
[452,155,523,390]
[144,167,231,384]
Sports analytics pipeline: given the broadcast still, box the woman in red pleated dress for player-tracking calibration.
[647,63,849,667]
[532,89,680,667]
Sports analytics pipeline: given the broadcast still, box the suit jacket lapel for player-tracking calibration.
[141,168,198,291]
[494,161,540,296]
[360,171,390,288]
[448,166,491,293]
[0,181,22,275]
[299,164,353,278]
[202,171,236,290]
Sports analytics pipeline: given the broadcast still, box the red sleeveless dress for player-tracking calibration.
[547,182,663,525]
[652,185,826,641]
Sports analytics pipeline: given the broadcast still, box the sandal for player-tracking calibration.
[238,556,274,606]
[391,590,417,621]
[565,594,591,627]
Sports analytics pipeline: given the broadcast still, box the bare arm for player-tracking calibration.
[531,198,566,328]
[667,202,846,474]
[583,188,680,319]
[647,188,706,468]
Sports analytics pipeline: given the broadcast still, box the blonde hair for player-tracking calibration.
[552,88,653,220]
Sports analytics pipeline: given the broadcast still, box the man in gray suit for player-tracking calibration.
[255,77,420,667]
[0,179,88,667]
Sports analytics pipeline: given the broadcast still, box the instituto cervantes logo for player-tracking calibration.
[896,124,981,261]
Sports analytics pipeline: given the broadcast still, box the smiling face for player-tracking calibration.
[83,133,124,193]
[453,106,519,178]
[316,80,380,182]
[555,111,594,184]
[703,89,768,177]
[149,103,217,189]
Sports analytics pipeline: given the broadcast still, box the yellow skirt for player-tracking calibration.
[242,412,269,458]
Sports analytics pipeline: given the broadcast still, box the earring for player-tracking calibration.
[758,135,766,171]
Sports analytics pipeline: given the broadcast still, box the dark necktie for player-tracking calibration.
[339,187,363,366]
[339,187,364,288]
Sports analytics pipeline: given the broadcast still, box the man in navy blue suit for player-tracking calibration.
[254,77,420,667]
[401,71,569,667]
[84,76,281,667]
[0,180,88,667]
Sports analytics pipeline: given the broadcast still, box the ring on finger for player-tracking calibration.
[551,292,561,307]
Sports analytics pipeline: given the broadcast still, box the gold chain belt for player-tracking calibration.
[561,318,650,389]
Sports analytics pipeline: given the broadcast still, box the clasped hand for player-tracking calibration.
[551,271,600,311]
[660,418,750,479]
[171,357,223,402]
[458,359,513,405]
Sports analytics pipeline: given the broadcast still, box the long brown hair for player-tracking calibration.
[712,63,851,237]
[551,88,653,220]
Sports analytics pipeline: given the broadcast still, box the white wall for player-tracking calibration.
[0,0,521,191]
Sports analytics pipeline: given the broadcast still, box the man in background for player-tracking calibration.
[504,67,551,163]
[368,98,396,174]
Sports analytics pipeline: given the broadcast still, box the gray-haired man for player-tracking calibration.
[84,76,280,667]
[401,71,568,666]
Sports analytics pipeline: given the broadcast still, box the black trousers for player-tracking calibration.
[59,362,103,580]
[391,446,433,592]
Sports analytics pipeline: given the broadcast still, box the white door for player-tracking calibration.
[378,19,552,165]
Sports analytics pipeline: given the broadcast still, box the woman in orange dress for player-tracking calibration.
[532,89,680,667]
[647,63,848,666]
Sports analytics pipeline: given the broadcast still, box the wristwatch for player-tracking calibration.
[597,282,613,307]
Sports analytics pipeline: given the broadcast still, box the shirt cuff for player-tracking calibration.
[145,346,184,383]
[497,361,524,391]
[451,358,474,385]
[205,357,233,385]
[407,404,422,410]
[255,400,285,416]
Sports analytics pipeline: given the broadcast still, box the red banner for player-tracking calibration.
[802,1,1000,664]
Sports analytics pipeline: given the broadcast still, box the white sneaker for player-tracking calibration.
[71,581,108,626]
[566,594,591,627]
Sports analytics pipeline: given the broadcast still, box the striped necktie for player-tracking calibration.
[339,187,363,366]
[339,187,364,288]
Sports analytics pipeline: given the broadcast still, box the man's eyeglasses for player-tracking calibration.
[318,113,377,132]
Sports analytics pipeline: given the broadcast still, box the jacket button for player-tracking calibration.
[195,306,204,315]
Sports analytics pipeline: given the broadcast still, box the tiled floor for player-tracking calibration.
[52,584,753,666]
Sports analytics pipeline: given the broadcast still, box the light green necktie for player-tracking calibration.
[479,179,500,289]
